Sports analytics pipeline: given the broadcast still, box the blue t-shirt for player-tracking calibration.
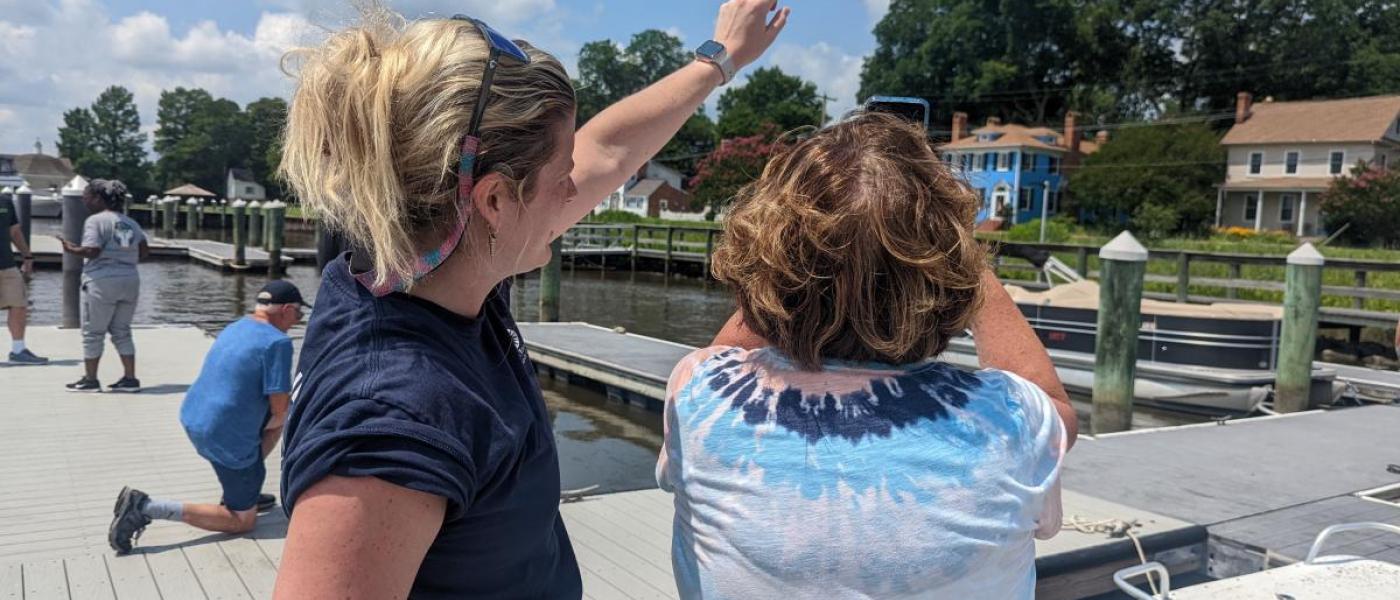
[180,316,293,468]
[280,255,581,600]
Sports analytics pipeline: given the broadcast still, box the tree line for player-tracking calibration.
[57,87,286,201]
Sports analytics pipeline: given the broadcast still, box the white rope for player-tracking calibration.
[1063,516,1160,597]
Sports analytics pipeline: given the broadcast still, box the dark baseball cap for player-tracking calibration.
[256,280,312,308]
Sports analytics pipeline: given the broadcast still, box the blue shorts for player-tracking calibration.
[210,460,266,512]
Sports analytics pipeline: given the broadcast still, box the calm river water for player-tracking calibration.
[22,223,1194,491]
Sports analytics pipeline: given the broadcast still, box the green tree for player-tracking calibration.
[716,67,824,139]
[1068,122,1224,236]
[56,108,100,174]
[155,87,215,190]
[1173,0,1400,113]
[154,88,253,194]
[245,97,288,198]
[575,29,689,124]
[858,0,1177,129]
[55,86,150,194]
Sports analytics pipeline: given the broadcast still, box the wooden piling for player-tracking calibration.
[1276,243,1324,413]
[1076,245,1089,277]
[1092,231,1148,434]
[13,185,32,246]
[185,198,199,235]
[540,237,562,322]
[161,198,177,238]
[231,200,248,267]
[60,178,90,329]
[247,201,263,248]
[1227,262,1241,299]
[266,201,286,277]
[702,228,715,279]
[630,225,639,272]
[664,226,675,278]
[1176,252,1190,303]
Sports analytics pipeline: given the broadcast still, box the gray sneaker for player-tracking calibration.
[109,486,152,555]
[7,349,48,365]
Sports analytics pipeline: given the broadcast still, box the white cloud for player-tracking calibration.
[768,42,866,121]
[863,0,890,22]
[0,0,587,159]
[664,26,685,43]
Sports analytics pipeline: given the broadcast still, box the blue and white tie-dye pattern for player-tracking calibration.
[657,346,1066,600]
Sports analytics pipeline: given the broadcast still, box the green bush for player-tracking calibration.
[1005,217,1075,243]
[589,210,645,224]
[1131,202,1181,241]
[1320,164,1400,247]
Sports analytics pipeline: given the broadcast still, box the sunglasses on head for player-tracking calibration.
[353,16,531,297]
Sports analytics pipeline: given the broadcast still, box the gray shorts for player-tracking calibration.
[82,276,140,359]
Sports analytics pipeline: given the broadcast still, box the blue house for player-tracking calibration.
[939,112,1103,228]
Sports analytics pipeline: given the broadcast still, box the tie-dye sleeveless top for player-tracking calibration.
[657,346,1066,599]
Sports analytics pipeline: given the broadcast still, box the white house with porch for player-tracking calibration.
[1217,92,1400,236]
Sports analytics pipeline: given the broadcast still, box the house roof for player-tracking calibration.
[165,183,218,197]
[1220,177,1335,191]
[228,167,257,182]
[939,123,1100,155]
[8,153,75,192]
[626,179,667,198]
[1221,95,1400,145]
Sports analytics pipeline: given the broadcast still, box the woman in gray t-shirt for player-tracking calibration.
[58,179,149,392]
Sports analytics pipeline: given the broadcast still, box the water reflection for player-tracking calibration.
[511,269,735,347]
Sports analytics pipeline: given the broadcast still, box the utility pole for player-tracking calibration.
[817,92,836,126]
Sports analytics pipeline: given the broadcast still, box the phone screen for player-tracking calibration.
[864,96,930,130]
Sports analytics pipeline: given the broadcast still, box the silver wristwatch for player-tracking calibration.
[694,40,736,85]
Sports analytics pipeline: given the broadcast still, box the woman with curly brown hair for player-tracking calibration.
[658,112,1079,599]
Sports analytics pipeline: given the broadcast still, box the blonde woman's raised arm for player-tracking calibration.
[567,0,790,227]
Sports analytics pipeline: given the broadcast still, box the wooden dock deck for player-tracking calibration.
[5,324,1398,598]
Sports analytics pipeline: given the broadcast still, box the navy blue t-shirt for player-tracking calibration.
[281,254,581,599]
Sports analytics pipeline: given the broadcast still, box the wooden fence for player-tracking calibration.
[563,224,1400,330]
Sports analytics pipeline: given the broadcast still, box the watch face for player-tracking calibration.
[696,40,724,58]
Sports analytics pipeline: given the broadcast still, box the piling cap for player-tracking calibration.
[186,197,198,205]
[0,186,11,195]
[249,200,262,208]
[1098,231,1149,262]
[1287,242,1325,266]
[16,184,30,194]
[231,199,247,208]
[60,175,88,196]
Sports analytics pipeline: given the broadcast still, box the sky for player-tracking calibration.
[0,0,891,156]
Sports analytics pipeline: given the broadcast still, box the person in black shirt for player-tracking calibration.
[272,2,791,598]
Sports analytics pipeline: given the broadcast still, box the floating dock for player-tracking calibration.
[3,325,1398,599]
[29,235,305,272]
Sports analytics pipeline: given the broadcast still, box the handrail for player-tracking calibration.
[1305,522,1400,564]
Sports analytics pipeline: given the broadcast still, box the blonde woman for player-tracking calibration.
[268,2,789,598]
[658,113,1079,599]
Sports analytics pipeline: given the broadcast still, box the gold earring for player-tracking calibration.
[489,229,498,256]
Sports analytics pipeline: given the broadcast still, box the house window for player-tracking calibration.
[961,154,972,172]
[660,200,669,212]
[1048,156,1061,174]
[1382,154,1390,169]
[1244,194,1259,222]
[1285,151,1300,174]
[1280,194,1295,222]
[1329,151,1345,175]
[1249,152,1263,175]
[1047,190,1060,214]
[624,197,644,209]
[1017,188,1033,211]
[245,186,255,194]
[1023,154,1036,172]
[997,152,1010,171]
